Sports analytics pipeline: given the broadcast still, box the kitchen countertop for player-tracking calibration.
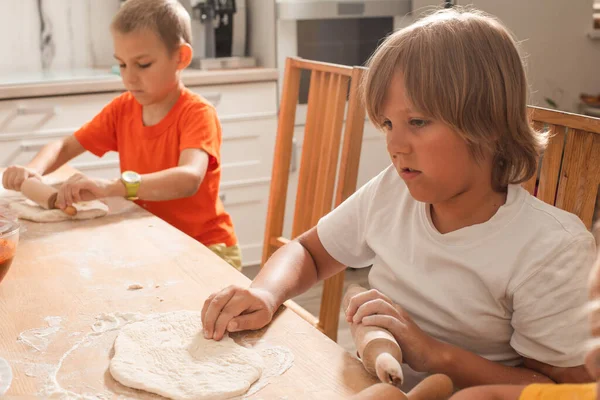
[0,67,279,100]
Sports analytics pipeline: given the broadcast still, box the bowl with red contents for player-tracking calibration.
[0,219,19,285]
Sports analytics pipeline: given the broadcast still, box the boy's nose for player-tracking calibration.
[386,130,411,155]
[122,69,139,85]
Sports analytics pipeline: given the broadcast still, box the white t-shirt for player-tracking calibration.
[318,165,596,373]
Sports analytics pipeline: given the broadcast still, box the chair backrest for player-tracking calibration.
[523,106,600,229]
[262,57,366,341]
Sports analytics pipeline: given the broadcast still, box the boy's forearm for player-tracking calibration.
[27,140,67,175]
[432,342,554,389]
[27,136,85,176]
[105,166,204,201]
[251,241,320,309]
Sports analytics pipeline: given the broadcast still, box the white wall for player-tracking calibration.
[412,0,600,112]
[0,0,120,75]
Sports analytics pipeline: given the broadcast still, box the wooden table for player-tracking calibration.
[0,167,376,399]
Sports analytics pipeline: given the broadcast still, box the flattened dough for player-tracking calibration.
[9,199,108,222]
[109,311,264,400]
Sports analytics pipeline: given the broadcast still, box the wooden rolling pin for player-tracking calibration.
[343,284,404,387]
[21,178,77,216]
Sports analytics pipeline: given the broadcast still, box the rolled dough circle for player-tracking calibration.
[9,199,108,222]
[109,310,264,400]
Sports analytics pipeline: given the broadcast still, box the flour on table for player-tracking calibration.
[110,310,265,400]
[9,199,108,222]
[18,316,63,352]
[245,346,294,398]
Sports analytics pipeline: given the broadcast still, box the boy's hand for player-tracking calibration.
[2,165,41,191]
[201,286,278,341]
[56,173,107,208]
[346,289,443,373]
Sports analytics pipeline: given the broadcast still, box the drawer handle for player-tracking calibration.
[219,193,226,203]
[16,105,60,116]
[20,143,45,152]
[202,93,222,107]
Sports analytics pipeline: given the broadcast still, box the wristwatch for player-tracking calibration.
[121,171,141,200]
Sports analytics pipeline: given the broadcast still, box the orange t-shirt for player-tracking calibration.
[519,383,596,400]
[74,88,237,247]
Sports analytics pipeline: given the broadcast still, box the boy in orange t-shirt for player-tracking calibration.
[1,0,241,269]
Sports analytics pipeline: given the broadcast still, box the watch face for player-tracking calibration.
[122,171,140,184]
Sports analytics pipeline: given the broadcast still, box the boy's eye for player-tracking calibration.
[410,119,429,128]
[119,64,126,69]
[138,63,152,69]
[381,119,392,130]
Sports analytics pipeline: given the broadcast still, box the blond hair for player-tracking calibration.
[363,7,547,191]
[112,0,191,53]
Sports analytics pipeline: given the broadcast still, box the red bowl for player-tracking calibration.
[0,219,19,285]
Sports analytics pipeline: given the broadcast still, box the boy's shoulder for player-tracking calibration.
[519,190,592,242]
[179,87,218,115]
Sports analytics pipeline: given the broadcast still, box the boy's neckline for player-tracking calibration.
[133,88,189,138]
[420,184,525,246]
[141,84,184,127]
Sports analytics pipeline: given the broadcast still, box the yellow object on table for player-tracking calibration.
[519,383,597,400]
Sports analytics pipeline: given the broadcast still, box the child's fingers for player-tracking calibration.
[352,298,398,323]
[227,310,271,333]
[201,293,216,327]
[9,169,25,191]
[212,295,253,341]
[202,286,237,339]
[56,185,67,209]
[72,186,82,204]
[346,289,394,320]
[362,314,404,337]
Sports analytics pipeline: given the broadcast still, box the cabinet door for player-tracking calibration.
[0,91,122,171]
[188,81,277,118]
[0,92,121,134]
[219,181,271,267]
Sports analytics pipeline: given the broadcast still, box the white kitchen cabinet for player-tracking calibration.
[195,81,278,266]
[0,91,122,178]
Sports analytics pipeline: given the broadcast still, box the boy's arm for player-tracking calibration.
[29,135,86,175]
[523,358,591,383]
[105,148,209,201]
[57,148,210,207]
[201,227,348,341]
[2,135,86,191]
[429,342,555,388]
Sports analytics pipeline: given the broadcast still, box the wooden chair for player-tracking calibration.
[523,106,600,229]
[262,57,367,341]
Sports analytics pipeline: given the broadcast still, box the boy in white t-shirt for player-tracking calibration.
[201,7,596,391]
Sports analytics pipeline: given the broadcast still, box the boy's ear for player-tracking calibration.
[178,43,193,69]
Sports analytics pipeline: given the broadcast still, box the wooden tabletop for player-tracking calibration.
[0,167,376,399]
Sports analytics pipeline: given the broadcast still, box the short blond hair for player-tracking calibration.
[363,7,547,191]
[112,0,191,53]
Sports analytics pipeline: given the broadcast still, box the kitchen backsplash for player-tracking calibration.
[0,0,121,75]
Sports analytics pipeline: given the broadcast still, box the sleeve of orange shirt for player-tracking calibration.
[73,94,122,157]
[178,103,221,171]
